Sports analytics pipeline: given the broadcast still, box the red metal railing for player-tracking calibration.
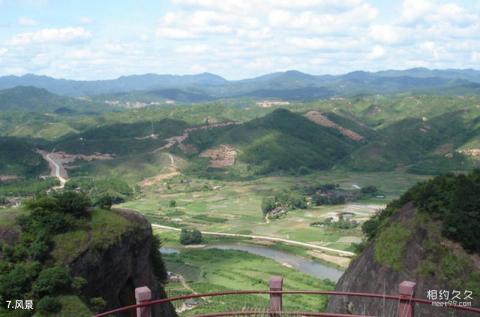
[94,277,480,317]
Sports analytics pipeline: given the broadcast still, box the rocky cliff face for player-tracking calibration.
[328,203,479,317]
[69,208,175,317]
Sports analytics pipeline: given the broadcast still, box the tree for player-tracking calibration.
[94,194,114,210]
[261,197,276,215]
[37,296,61,314]
[32,266,73,297]
[180,229,202,245]
[89,297,106,313]
[54,191,91,217]
[361,186,378,195]
[0,262,41,301]
[151,235,168,283]
[169,200,176,208]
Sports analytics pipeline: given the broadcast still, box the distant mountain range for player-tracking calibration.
[0,68,479,103]
[0,86,113,113]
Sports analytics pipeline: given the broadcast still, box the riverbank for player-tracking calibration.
[154,227,351,270]
[163,247,335,316]
[163,243,343,281]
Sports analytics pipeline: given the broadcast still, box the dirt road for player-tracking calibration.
[37,150,67,189]
[151,224,355,257]
[152,121,238,153]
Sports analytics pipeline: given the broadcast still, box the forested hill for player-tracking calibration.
[185,108,361,175]
[0,86,112,113]
[328,170,480,316]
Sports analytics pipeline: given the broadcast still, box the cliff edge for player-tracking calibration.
[328,172,480,316]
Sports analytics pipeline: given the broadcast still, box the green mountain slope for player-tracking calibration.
[186,108,359,174]
[345,111,478,172]
[0,86,112,113]
[53,118,189,155]
[0,137,47,176]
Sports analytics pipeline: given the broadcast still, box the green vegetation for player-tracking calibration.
[179,228,203,245]
[359,170,480,294]
[373,223,411,271]
[0,191,151,316]
[365,170,480,253]
[0,192,92,315]
[0,86,108,113]
[407,170,480,252]
[164,248,335,314]
[121,171,423,255]
[54,118,188,155]
[185,109,357,175]
[0,178,59,197]
[261,190,307,216]
[0,138,47,177]
[65,176,134,205]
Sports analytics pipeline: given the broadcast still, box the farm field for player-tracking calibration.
[163,248,335,316]
[119,170,428,254]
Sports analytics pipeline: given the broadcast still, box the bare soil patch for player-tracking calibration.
[459,148,480,160]
[0,175,19,182]
[200,145,237,168]
[304,111,364,141]
[308,250,351,268]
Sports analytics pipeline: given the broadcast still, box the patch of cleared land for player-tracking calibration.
[199,145,237,168]
[304,111,364,141]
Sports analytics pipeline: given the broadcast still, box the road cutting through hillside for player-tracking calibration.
[151,223,355,257]
[37,150,67,189]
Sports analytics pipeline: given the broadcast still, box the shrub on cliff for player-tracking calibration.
[33,266,73,297]
[362,170,480,253]
[37,296,62,314]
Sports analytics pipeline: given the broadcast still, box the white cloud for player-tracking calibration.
[367,45,385,60]
[1,0,479,79]
[400,0,434,24]
[472,52,480,63]
[156,27,196,39]
[287,37,360,51]
[368,24,403,44]
[156,10,260,40]
[79,17,93,25]
[8,27,91,45]
[18,16,37,26]
[267,5,377,33]
[175,44,210,54]
[0,48,7,56]
[419,41,445,60]
[173,0,363,12]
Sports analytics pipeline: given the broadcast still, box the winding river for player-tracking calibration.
[161,244,344,282]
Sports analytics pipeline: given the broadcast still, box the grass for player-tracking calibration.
[54,295,92,317]
[373,223,412,271]
[120,171,427,255]
[0,208,27,230]
[51,208,134,264]
[163,248,335,315]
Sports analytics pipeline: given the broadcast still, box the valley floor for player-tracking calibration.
[118,170,428,265]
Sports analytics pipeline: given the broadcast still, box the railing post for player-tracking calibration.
[135,286,152,317]
[398,281,416,317]
[269,276,283,317]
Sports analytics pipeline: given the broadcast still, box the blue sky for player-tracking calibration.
[0,0,479,80]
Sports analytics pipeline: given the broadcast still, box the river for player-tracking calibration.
[161,244,344,282]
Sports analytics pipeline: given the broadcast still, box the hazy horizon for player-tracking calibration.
[2,67,480,82]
